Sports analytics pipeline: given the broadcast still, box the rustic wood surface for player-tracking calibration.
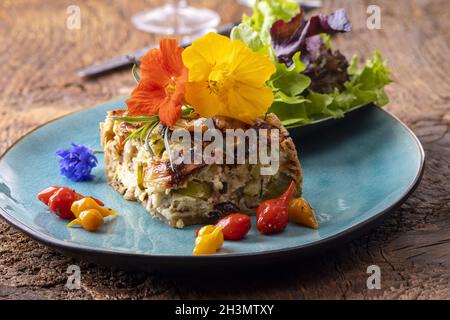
[0,0,449,300]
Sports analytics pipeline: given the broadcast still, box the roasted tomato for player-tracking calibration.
[48,188,78,219]
[216,214,251,240]
[193,225,224,255]
[256,181,296,235]
[37,186,61,206]
[38,186,104,219]
[67,209,104,232]
[37,186,104,219]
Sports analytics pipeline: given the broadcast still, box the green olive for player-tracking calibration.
[243,179,261,196]
[137,164,144,189]
[177,181,212,199]
[151,139,165,157]
[262,174,292,200]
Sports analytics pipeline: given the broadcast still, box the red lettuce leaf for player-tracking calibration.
[303,44,350,94]
[270,8,352,66]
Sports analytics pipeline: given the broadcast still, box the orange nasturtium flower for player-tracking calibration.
[182,33,276,124]
[126,39,188,127]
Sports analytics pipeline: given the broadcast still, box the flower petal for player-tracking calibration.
[131,39,188,124]
[140,48,170,86]
[126,80,165,116]
[158,80,185,127]
[160,38,186,77]
[158,96,182,127]
[185,82,224,118]
[229,40,276,87]
[226,85,275,124]
[183,33,276,123]
[182,33,233,82]
[56,143,97,182]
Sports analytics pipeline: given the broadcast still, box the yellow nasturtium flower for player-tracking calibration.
[182,33,276,124]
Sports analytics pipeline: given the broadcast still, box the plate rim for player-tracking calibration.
[0,101,426,263]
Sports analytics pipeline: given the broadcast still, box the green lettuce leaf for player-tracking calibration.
[231,0,392,128]
[346,50,392,107]
[270,50,392,127]
[242,0,300,44]
[231,23,311,107]
[270,51,311,99]
[231,1,309,107]
[269,100,310,126]
[230,23,266,53]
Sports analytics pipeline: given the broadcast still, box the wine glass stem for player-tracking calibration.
[177,0,188,8]
[171,0,187,9]
[170,0,188,36]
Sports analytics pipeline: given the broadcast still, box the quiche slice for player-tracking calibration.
[100,110,302,228]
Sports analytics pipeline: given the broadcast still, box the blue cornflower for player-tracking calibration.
[56,143,98,182]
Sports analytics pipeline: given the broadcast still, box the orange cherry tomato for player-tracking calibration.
[68,209,104,232]
[288,197,318,229]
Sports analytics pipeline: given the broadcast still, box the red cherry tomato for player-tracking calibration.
[48,188,78,219]
[256,181,296,235]
[37,186,60,205]
[38,186,104,209]
[216,213,251,241]
[256,206,289,234]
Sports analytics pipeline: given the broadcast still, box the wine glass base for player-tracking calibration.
[238,0,323,9]
[132,4,221,36]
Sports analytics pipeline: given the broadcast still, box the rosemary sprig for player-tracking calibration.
[139,122,152,142]
[114,116,161,155]
[132,64,141,84]
[144,121,160,157]
[110,104,192,160]
[109,105,192,124]
[109,115,158,123]
[123,123,152,144]
[163,126,174,171]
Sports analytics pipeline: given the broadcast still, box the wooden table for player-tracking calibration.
[0,0,449,300]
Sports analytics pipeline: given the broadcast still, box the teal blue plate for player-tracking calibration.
[0,100,424,271]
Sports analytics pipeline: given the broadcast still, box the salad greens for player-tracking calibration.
[241,0,299,45]
[231,0,392,127]
[270,8,351,65]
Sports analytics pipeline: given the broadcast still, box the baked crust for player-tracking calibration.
[100,112,303,228]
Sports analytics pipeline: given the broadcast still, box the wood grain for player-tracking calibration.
[0,0,449,300]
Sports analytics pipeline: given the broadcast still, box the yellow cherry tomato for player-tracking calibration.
[197,225,215,236]
[288,197,318,229]
[67,209,104,232]
[193,225,224,255]
[71,197,116,218]
[193,236,217,255]
[198,225,224,249]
